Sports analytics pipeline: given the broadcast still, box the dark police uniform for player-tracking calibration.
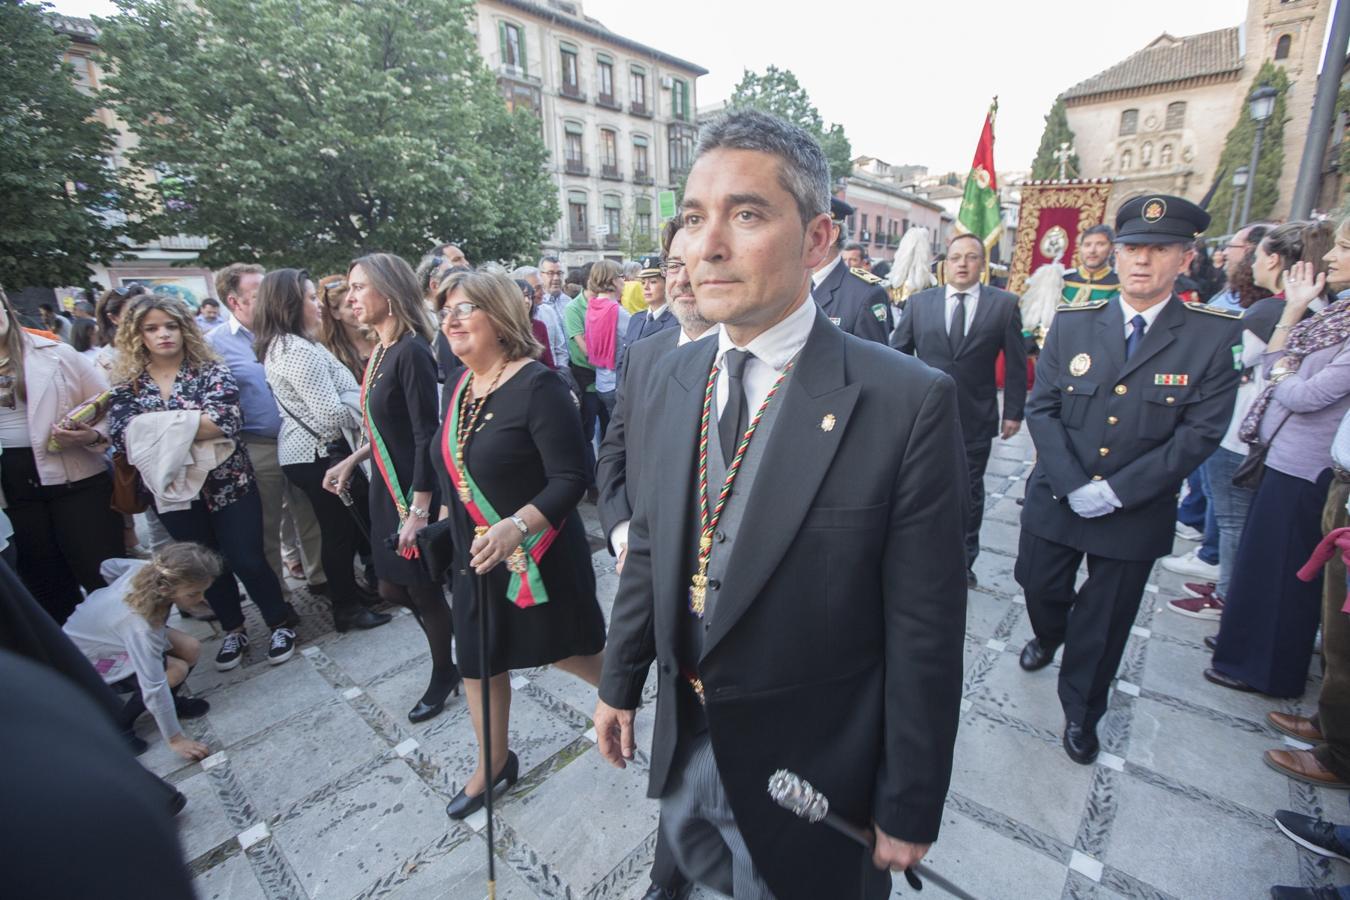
[1015,195,1241,763]
[812,197,892,344]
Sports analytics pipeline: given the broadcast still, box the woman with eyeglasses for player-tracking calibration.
[324,253,460,724]
[0,286,123,623]
[430,269,604,819]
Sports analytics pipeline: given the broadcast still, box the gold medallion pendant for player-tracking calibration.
[1069,353,1092,377]
[506,547,528,575]
[689,573,708,616]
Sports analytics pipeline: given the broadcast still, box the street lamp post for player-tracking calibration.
[1228,166,1249,235]
[1241,84,1279,224]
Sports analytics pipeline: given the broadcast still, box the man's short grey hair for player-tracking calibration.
[693,109,831,227]
[538,255,561,268]
[623,261,641,277]
[511,266,541,280]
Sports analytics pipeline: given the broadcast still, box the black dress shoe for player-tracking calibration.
[1019,638,1059,672]
[124,732,149,756]
[1204,667,1258,692]
[333,605,392,633]
[1204,634,1218,651]
[446,750,520,819]
[1063,722,1099,765]
[408,676,462,723]
[169,789,187,817]
[641,880,692,900]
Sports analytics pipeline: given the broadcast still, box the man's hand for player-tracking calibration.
[593,699,636,769]
[616,543,628,576]
[1000,419,1022,440]
[1067,482,1117,518]
[872,825,930,872]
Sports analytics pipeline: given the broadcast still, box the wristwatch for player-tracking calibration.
[407,503,430,519]
[509,514,529,536]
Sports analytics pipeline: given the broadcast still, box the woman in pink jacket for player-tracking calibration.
[0,287,123,623]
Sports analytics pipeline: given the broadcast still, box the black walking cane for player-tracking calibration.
[768,770,980,900]
[477,569,497,900]
[337,487,370,542]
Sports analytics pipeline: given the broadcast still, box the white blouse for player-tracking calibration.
[263,335,362,466]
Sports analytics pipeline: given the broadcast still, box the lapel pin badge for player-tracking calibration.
[820,414,836,433]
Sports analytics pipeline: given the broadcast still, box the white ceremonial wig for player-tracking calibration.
[888,227,936,300]
[1020,261,1066,336]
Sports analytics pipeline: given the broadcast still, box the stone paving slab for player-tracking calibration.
[135,422,1342,900]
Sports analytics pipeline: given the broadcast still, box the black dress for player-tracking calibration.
[432,361,604,677]
[365,332,441,586]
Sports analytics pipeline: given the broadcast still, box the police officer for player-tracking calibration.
[811,198,892,343]
[1014,195,1241,765]
[1061,224,1121,305]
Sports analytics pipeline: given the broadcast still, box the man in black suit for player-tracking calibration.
[597,223,715,900]
[594,109,967,900]
[892,233,1028,586]
[811,198,892,344]
[1015,195,1241,765]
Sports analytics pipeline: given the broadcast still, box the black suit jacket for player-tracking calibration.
[598,308,968,900]
[812,260,892,345]
[597,326,683,547]
[1022,296,1241,561]
[891,284,1027,443]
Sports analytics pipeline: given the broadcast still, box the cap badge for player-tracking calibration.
[1142,199,1167,223]
[1069,353,1092,377]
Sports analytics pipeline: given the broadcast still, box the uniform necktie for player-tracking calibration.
[1125,314,1147,360]
[948,293,967,352]
[719,349,750,463]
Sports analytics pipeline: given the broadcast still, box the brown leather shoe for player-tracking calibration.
[1264,749,1350,789]
[1268,711,1324,743]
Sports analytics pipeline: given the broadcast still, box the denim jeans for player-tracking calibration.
[1177,467,1207,529]
[157,490,290,631]
[1197,459,1219,566]
[1203,448,1254,597]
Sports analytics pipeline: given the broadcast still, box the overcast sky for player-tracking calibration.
[52,0,1249,174]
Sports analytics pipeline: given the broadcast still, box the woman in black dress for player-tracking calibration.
[431,270,605,819]
[324,253,459,723]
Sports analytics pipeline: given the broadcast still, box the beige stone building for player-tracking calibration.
[470,0,705,263]
[1061,0,1330,221]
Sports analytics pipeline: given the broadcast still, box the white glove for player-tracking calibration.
[1067,481,1121,518]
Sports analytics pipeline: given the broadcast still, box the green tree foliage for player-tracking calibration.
[1030,98,1080,181]
[97,0,558,273]
[727,66,853,184]
[1206,62,1290,233]
[0,1,128,288]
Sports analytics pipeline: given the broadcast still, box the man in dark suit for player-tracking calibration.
[1015,195,1241,765]
[811,198,892,344]
[892,233,1028,586]
[594,109,967,900]
[597,223,715,900]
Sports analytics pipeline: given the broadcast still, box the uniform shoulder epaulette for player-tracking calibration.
[1055,298,1109,311]
[1184,301,1240,319]
[849,267,883,284]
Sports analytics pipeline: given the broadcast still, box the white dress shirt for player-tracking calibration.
[1118,295,1170,339]
[811,253,843,289]
[944,283,981,334]
[714,294,815,417]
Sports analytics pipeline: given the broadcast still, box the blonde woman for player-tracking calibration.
[316,274,376,383]
[63,542,222,760]
[107,295,296,671]
[432,269,603,819]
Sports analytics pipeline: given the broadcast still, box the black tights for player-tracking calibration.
[380,581,460,705]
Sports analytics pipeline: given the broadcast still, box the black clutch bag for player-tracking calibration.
[415,519,456,581]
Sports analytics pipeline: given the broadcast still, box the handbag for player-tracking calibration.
[110,452,149,515]
[1232,412,1292,490]
[415,518,456,582]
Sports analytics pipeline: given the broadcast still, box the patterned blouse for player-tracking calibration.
[107,360,255,511]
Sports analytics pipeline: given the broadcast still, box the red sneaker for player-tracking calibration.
[1183,581,1217,599]
[1167,594,1224,621]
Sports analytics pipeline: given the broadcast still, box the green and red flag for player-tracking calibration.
[956,97,1003,254]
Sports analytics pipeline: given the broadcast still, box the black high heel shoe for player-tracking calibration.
[446,750,519,819]
[407,673,462,723]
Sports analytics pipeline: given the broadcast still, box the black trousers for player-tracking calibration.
[579,389,609,487]
[1015,530,1152,728]
[964,438,993,569]
[283,456,371,613]
[1,447,123,624]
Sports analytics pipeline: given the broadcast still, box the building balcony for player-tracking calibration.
[568,238,596,250]
[604,234,621,249]
[560,84,586,102]
[564,158,588,176]
[630,101,652,118]
[669,166,689,181]
[633,172,654,186]
[596,93,621,111]
[601,164,622,181]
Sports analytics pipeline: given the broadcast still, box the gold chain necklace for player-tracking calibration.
[454,360,508,504]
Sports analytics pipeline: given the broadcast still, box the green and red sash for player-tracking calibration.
[362,348,418,559]
[443,371,555,608]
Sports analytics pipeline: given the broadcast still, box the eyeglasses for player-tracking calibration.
[442,301,478,322]
[661,259,685,275]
